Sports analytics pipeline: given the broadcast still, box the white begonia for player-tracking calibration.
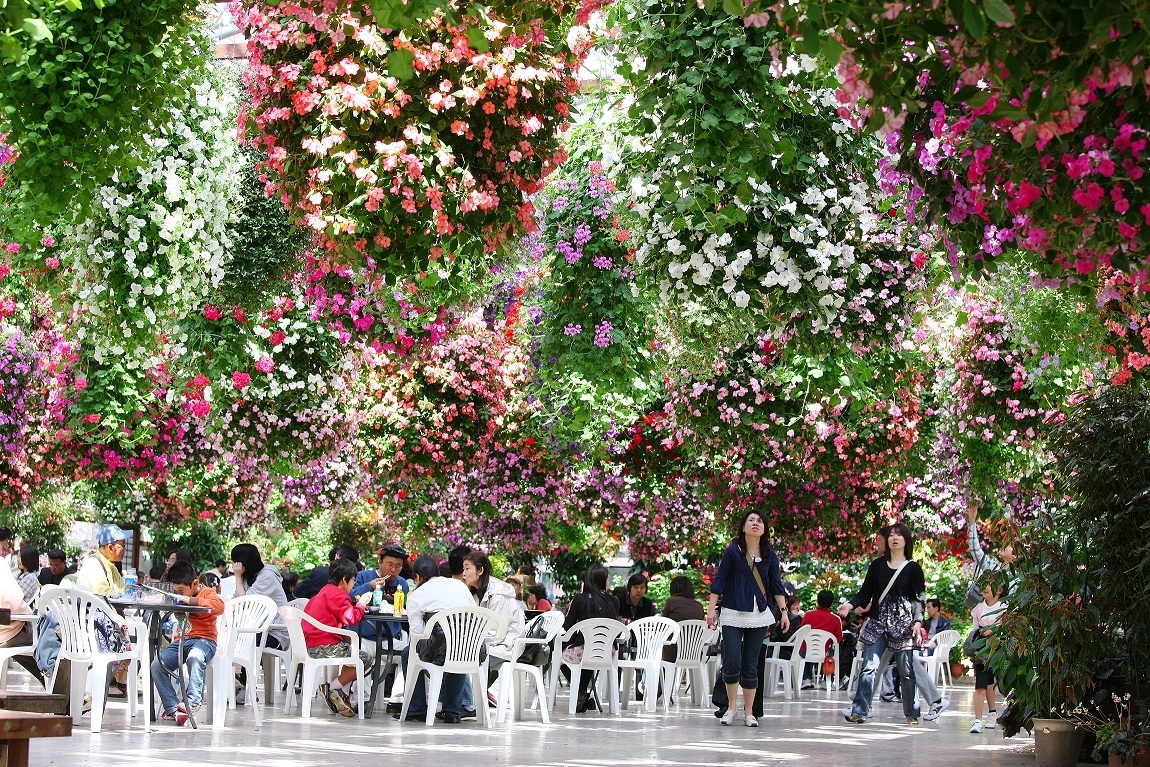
[64,76,243,370]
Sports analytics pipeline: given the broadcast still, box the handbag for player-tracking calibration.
[515,615,551,666]
[962,626,983,662]
[747,550,782,621]
[822,657,835,676]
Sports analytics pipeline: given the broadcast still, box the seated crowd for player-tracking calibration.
[0,517,970,730]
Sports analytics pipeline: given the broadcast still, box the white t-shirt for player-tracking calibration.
[972,600,1008,628]
[406,576,475,637]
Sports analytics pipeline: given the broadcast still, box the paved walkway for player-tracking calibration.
[25,677,1039,767]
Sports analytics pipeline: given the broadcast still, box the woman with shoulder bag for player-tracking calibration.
[707,511,789,728]
[838,522,927,725]
[562,564,620,713]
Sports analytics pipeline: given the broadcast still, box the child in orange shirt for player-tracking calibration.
[153,562,225,725]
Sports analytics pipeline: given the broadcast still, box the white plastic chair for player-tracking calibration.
[278,606,365,719]
[0,610,37,689]
[619,617,678,713]
[762,624,811,700]
[400,606,506,728]
[42,587,150,733]
[920,629,960,690]
[660,620,716,707]
[205,595,277,728]
[798,629,839,692]
[496,612,564,724]
[551,618,627,715]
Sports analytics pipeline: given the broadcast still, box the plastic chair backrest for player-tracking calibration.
[278,606,310,665]
[933,629,960,651]
[627,616,679,661]
[563,619,626,669]
[804,629,836,662]
[673,620,715,665]
[539,610,566,641]
[777,624,811,658]
[42,588,112,659]
[224,595,277,662]
[288,598,309,610]
[424,606,506,672]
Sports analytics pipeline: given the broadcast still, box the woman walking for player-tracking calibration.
[707,511,789,727]
[838,522,927,724]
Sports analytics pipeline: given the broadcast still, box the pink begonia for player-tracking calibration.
[40,236,55,247]
[255,356,275,373]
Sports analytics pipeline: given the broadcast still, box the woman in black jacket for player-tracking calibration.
[615,572,658,623]
[562,564,619,712]
[838,522,927,725]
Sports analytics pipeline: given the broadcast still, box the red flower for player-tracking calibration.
[234,308,247,324]
[204,304,222,321]
[269,330,285,347]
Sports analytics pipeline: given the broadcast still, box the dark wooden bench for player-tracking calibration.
[0,691,68,715]
[0,711,71,767]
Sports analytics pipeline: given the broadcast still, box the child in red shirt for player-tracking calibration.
[303,558,374,716]
[153,562,225,725]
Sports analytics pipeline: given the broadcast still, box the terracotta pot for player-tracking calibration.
[951,662,966,678]
[1109,748,1150,767]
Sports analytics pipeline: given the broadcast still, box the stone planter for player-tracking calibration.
[1033,718,1081,767]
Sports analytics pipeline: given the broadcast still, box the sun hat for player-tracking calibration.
[96,524,127,546]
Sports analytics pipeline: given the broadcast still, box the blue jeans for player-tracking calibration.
[400,644,465,716]
[851,636,919,719]
[720,624,770,689]
[153,637,216,713]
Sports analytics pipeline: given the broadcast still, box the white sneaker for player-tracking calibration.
[970,719,983,733]
[800,679,814,690]
[744,715,759,727]
[720,708,736,726]
[985,711,997,729]
[924,698,950,721]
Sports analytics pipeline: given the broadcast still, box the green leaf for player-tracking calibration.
[465,27,489,53]
[21,17,53,42]
[0,35,22,61]
[721,0,742,17]
[387,48,415,81]
[961,0,987,41]
[982,0,1015,25]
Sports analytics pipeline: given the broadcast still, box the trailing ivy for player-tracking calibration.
[0,0,205,230]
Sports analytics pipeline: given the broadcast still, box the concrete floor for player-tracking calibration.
[20,674,1041,767]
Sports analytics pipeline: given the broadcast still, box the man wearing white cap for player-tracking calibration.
[76,524,128,596]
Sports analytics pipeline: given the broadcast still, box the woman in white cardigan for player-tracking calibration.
[462,550,525,687]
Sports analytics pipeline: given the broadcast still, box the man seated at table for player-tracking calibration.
[76,524,128,596]
[350,544,410,708]
[38,549,75,587]
[153,562,225,725]
[394,555,475,724]
[304,558,375,717]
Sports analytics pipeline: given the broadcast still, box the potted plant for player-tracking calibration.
[984,520,1119,767]
[1063,694,1149,766]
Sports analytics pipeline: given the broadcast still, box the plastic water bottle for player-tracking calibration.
[393,589,404,616]
[123,567,138,596]
[372,585,383,607]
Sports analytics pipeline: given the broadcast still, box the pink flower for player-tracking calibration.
[84,413,101,424]
[1074,257,1095,275]
[190,400,212,418]
[255,356,275,373]
[44,257,59,269]
[1072,183,1104,210]
[269,330,285,347]
[40,236,55,248]
[234,308,247,324]
[232,371,252,390]
[4,243,19,254]
[204,304,222,321]
[74,378,88,391]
